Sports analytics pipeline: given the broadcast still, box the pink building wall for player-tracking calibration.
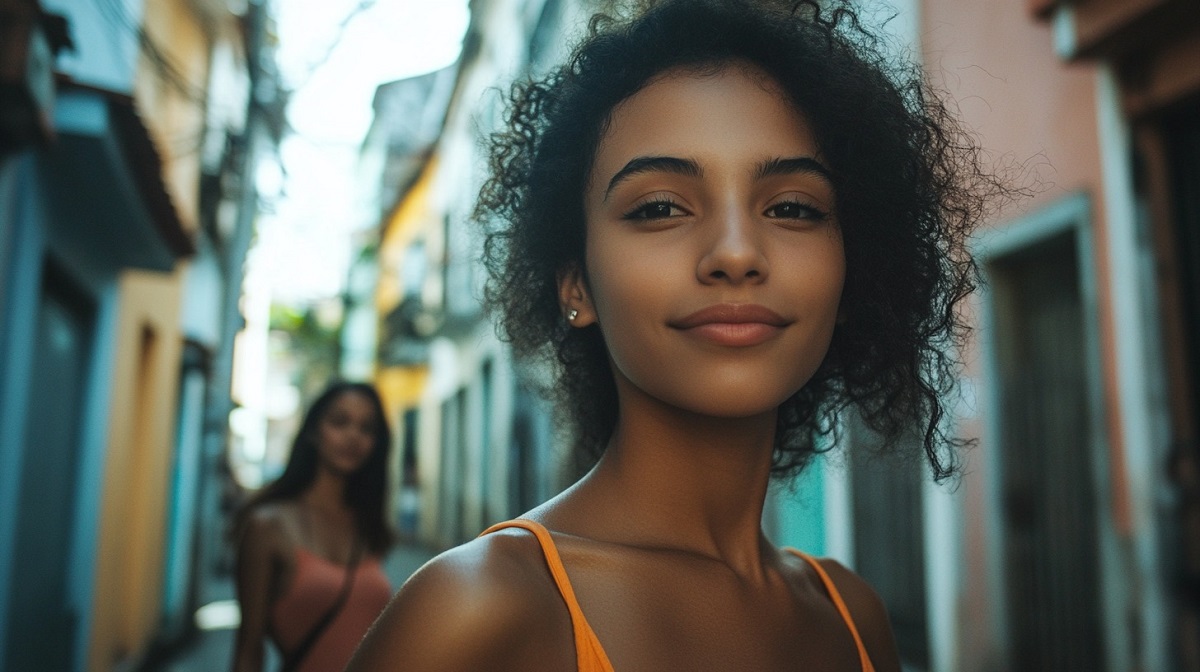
[919,1,1132,668]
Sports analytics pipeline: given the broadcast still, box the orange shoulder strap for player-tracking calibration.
[787,550,876,672]
[479,519,615,672]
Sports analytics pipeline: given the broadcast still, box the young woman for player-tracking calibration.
[350,1,998,670]
[232,382,395,672]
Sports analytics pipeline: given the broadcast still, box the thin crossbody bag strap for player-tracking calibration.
[280,540,363,672]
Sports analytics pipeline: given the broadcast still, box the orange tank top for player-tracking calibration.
[480,519,876,672]
[270,547,393,672]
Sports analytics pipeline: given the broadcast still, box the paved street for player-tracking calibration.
[150,543,439,672]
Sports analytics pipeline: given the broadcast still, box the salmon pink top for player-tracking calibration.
[480,518,876,672]
[270,547,392,672]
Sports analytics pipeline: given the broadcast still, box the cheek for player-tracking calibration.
[584,244,670,353]
[791,228,845,299]
[796,241,846,345]
[316,426,336,445]
[814,249,846,317]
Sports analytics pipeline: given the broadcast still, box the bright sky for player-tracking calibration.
[256,0,470,305]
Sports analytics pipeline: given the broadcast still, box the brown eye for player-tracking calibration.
[624,199,685,220]
[765,201,827,220]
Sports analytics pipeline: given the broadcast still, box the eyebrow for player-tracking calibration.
[603,156,702,200]
[603,155,833,201]
[755,156,833,182]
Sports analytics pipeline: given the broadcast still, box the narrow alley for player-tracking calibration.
[1,0,1198,670]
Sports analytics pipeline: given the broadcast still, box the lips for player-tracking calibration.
[669,304,791,346]
[671,303,789,328]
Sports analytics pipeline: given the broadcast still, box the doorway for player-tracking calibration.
[988,228,1107,670]
[4,261,95,671]
[1156,94,1200,669]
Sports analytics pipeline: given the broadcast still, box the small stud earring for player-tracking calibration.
[568,309,579,321]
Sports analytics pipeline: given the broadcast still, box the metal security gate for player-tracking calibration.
[850,412,928,669]
[990,231,1106,670]
[1158,94,1200,671]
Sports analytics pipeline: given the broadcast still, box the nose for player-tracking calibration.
[696,207,768,284]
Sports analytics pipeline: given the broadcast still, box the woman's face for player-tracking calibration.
[569,62,844,419]
[313,391,378,476]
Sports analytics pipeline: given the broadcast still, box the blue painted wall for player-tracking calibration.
[0,134,132,672]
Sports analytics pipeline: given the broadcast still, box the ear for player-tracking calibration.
[556,263,597,327]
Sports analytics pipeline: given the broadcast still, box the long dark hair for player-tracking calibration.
[236,381,394,554]
[477,0,1007,481]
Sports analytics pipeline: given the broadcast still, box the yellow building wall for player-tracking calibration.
[375,159,441,519]
[377,365,430,502]
[87,0,207,664]
[377,158,438,312]
[375,159,440,417]
[87,269,185,671]
[377,366,430,417]
[135,0,210,234]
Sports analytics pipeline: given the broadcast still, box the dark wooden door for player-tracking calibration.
[1161,96,1200,671]
[991,232,1107,670]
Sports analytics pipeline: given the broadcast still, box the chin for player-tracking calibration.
[325,460,367,477]
[342,462,370,475]
[654,373,813,417]
[692,401,784,420]
[663,387,796,420]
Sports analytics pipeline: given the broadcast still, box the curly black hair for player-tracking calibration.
[476,0,1003,482]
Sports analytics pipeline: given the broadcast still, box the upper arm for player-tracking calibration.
[232,510,284,672]
[817,559,902,672]
[347,536,574,672]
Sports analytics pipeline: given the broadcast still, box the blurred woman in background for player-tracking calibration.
[232,381,394,672]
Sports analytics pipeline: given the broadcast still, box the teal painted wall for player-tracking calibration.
[771,458,825,555]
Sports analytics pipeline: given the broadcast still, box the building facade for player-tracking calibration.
[791,1,1200,670]
[356,0,596,550]
[0,0,275,669]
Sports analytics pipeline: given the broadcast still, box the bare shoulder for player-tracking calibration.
[813,557,902,672]
[237,502,294,552]
[346,529,575,672]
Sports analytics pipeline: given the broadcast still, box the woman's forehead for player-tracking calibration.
[327,390,375,413]
[586,63,820,195]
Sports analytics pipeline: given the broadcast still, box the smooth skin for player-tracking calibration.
[232,390,381,672]
[348,63,901,672]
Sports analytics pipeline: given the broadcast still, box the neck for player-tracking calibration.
[304,467,349,511]
[563,378,777,573]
